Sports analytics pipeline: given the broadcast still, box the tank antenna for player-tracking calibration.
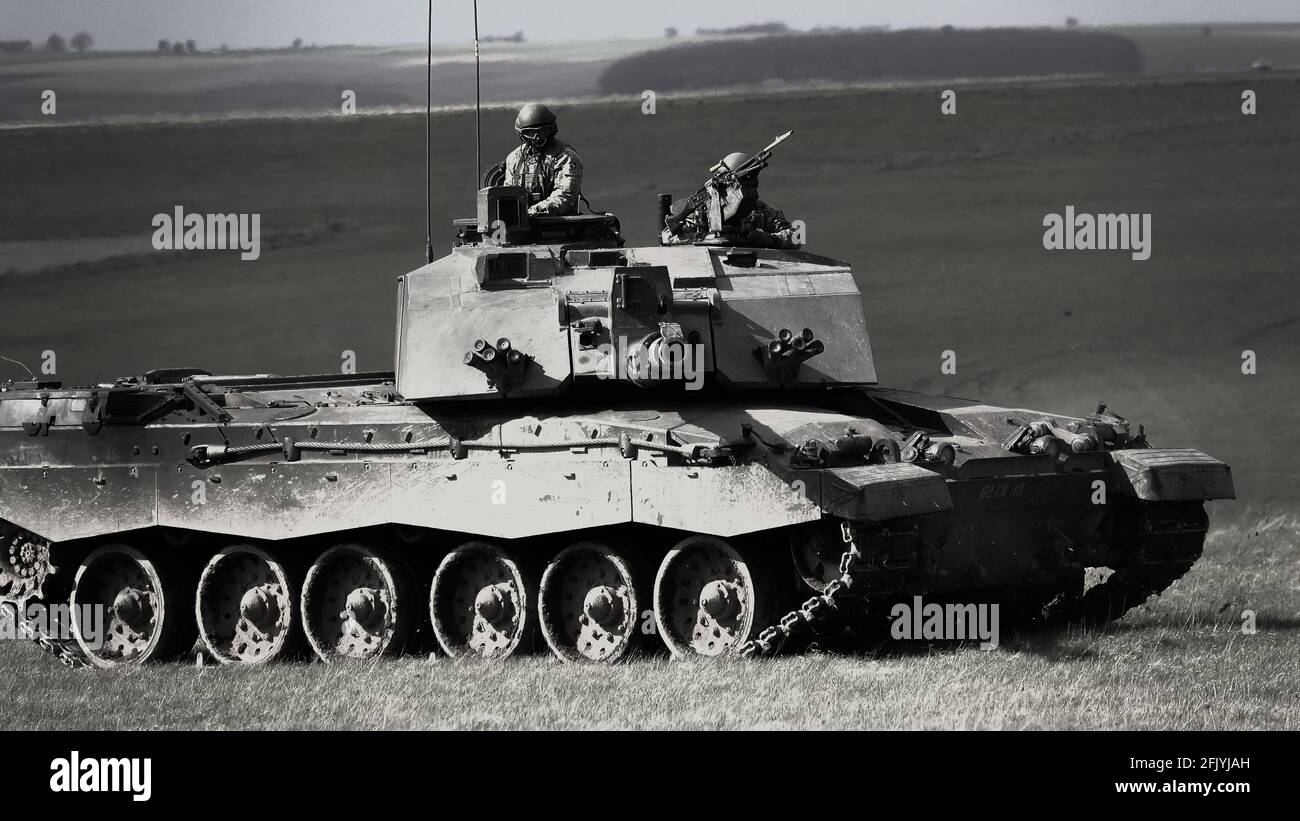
[424,0,433,263]
[473,0,482,190]
[0,354,35,379]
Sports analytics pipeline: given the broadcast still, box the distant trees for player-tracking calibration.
[598,28,1145,94]
[665,27,678,39]
[70,32,94,53]
[154,38,198,55]
[696,22,789,37]
[45,33,66,52]
[293,38,303,49]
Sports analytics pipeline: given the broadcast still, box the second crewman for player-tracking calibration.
[661,151,801,249]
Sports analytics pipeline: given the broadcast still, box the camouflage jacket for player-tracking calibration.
[504,138,583,216]
[661,199,800,249]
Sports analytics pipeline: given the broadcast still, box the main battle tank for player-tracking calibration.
[0,150,1234,667]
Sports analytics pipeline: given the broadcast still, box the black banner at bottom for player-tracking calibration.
[1,730,1283,809]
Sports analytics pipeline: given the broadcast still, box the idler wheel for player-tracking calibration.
[300,543,413,661]
[70,544,195,668]
[539,542,640,664]
[789,523,853,593]
[653,536,767,657]
[197,544,299,664]
[430,541,533,659]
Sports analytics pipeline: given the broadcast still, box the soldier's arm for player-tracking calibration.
[661,208,702,245]
[660,226,694,245]
[503,149,522,186]
[763,206,800,249]
[528,150,582,215]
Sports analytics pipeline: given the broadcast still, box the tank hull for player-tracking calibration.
[0,371,1232,664]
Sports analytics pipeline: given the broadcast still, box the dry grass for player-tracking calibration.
[2,514,1295,730]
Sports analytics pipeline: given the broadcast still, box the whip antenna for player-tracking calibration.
[424,0,433,263]
[473,0,482,189]
[0,355,35,379]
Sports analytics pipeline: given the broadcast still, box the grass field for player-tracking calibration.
[0,66,1296,729]
[2,515,1295,730]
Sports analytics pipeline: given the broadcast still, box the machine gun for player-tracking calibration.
[662,130,793,237]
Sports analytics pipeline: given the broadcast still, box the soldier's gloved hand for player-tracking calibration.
[748,229,772,247]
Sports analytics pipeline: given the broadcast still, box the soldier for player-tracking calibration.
[504,103,583,216]
[661,152,801,249]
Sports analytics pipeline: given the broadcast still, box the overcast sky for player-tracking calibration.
[6,0,1300,50]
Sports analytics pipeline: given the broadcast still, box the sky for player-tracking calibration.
[4,0,1299,50]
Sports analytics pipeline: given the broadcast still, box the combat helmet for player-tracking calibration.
[515,103,558,147]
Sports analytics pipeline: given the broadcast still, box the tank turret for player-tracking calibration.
[396,186,876,401]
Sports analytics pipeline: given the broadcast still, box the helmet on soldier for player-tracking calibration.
[720,152,748,171]
[515,103,557,147]
[721,151,759,191]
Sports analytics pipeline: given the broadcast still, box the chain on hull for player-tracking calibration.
[737,520,864,657]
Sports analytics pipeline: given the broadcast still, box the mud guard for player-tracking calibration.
[820,462,953,521]
[1109,448,1235,502]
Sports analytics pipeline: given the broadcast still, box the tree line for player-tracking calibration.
[599,28,1144,94]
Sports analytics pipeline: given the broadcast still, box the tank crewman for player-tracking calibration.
[661,151,801,249]
[503,103,583,216]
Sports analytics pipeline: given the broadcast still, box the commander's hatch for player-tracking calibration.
[454,186,623,248]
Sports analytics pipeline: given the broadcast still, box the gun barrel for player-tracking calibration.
[763,130,793,152]
[733,131,793,179]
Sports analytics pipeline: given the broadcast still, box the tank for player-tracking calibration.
[0,171,1234,667]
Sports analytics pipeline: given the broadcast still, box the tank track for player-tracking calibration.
[7,498,1211,667]
[1042,500,1209,627]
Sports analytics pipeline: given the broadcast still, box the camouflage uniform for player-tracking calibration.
[662,198,800,249]
[504,137,583,216]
